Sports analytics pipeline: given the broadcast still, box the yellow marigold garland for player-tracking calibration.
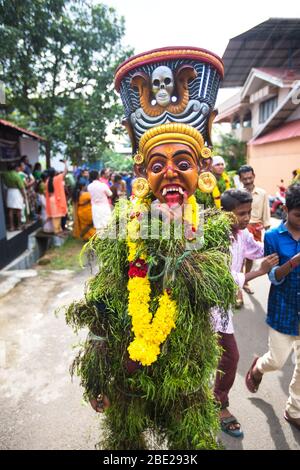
[185,195,199,230]
[212,172,231,209]
[126,197,178,366]
[127,278,177,366]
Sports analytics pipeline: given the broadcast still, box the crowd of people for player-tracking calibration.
[1,154,298,246]
[1,156,134,237]
[72,167,133,239]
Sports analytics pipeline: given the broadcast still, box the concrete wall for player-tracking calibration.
[287,106,300,122]
[251,101,260,133]
[233,126,253,142]
[248,137,300,195]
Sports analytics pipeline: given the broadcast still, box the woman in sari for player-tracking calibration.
[45,162,68,234]
[72,180,96,241]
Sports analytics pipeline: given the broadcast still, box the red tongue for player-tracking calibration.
[165,192,181,207]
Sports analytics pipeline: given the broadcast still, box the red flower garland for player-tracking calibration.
[128,259,148,278]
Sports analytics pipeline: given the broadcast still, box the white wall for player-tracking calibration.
[19,137,39,166]
[278,87,290,104]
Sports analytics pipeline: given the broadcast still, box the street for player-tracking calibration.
[0,261,300,450]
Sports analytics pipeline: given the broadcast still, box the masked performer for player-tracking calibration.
[66,47,236,450]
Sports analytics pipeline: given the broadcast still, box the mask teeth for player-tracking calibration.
[162,186,184,196]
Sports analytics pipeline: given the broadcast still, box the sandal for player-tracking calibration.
[245,356,262,393]
[284,411,300,431]
[220,415,244,438]
[235,298,244,309]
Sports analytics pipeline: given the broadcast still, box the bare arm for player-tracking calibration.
[245,253,279,283]
[274,253,300,281]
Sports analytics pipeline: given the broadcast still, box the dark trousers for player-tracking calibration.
[61,215,67,230]
[214,332,239,409]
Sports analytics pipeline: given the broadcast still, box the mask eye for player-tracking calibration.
[177,160,191,171]
[152,162,164,173]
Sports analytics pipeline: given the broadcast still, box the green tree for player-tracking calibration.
[214,132,247,171]
[101,148,133,172]
[0,0,132,165]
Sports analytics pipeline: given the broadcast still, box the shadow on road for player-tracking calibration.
[219,431,244,450]
[286,421,300,446]
[248,397,290,450]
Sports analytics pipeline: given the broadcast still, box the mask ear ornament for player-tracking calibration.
[132,177,150,198]
[198,172,217,193]
[133,153,144,165]
[201,147,212,159]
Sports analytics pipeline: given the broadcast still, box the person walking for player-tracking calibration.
[99,168,111,187]
[88,170,112,231]
[45,161,68,235]
[245,183,300,432]
[212,189,278,437]
[110,174,127,206]
[238,165,271,295]
[72,180,96,241]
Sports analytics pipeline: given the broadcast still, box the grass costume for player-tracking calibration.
[65,47,236,449]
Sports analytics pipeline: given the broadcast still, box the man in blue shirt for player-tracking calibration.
[245,184,300,431]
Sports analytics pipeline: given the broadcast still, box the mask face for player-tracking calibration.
[146,143,199,207]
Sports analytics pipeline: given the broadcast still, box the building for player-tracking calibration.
[215,18,300,194]
[0,119,46,269]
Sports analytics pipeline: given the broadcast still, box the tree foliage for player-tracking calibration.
[101,148,133,173]
[214,132,247,171]
[0,0,132,164]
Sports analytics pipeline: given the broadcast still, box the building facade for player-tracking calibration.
[215,18,300,194]
[0,119,45,269]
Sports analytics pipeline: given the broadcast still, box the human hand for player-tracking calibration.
[259,253,279,274]
[89,394,110,413]
[157,192,188,222]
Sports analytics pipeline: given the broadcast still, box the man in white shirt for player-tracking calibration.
[238,165,271,294]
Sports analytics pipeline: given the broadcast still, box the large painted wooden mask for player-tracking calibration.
[115,47,224,205]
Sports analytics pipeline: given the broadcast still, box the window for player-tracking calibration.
[259,96,278,123]
[232,114,240,130]
[242,110,252,128]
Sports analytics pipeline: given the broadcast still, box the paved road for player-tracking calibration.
[0,261,299,450]
[0,269,101,450]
